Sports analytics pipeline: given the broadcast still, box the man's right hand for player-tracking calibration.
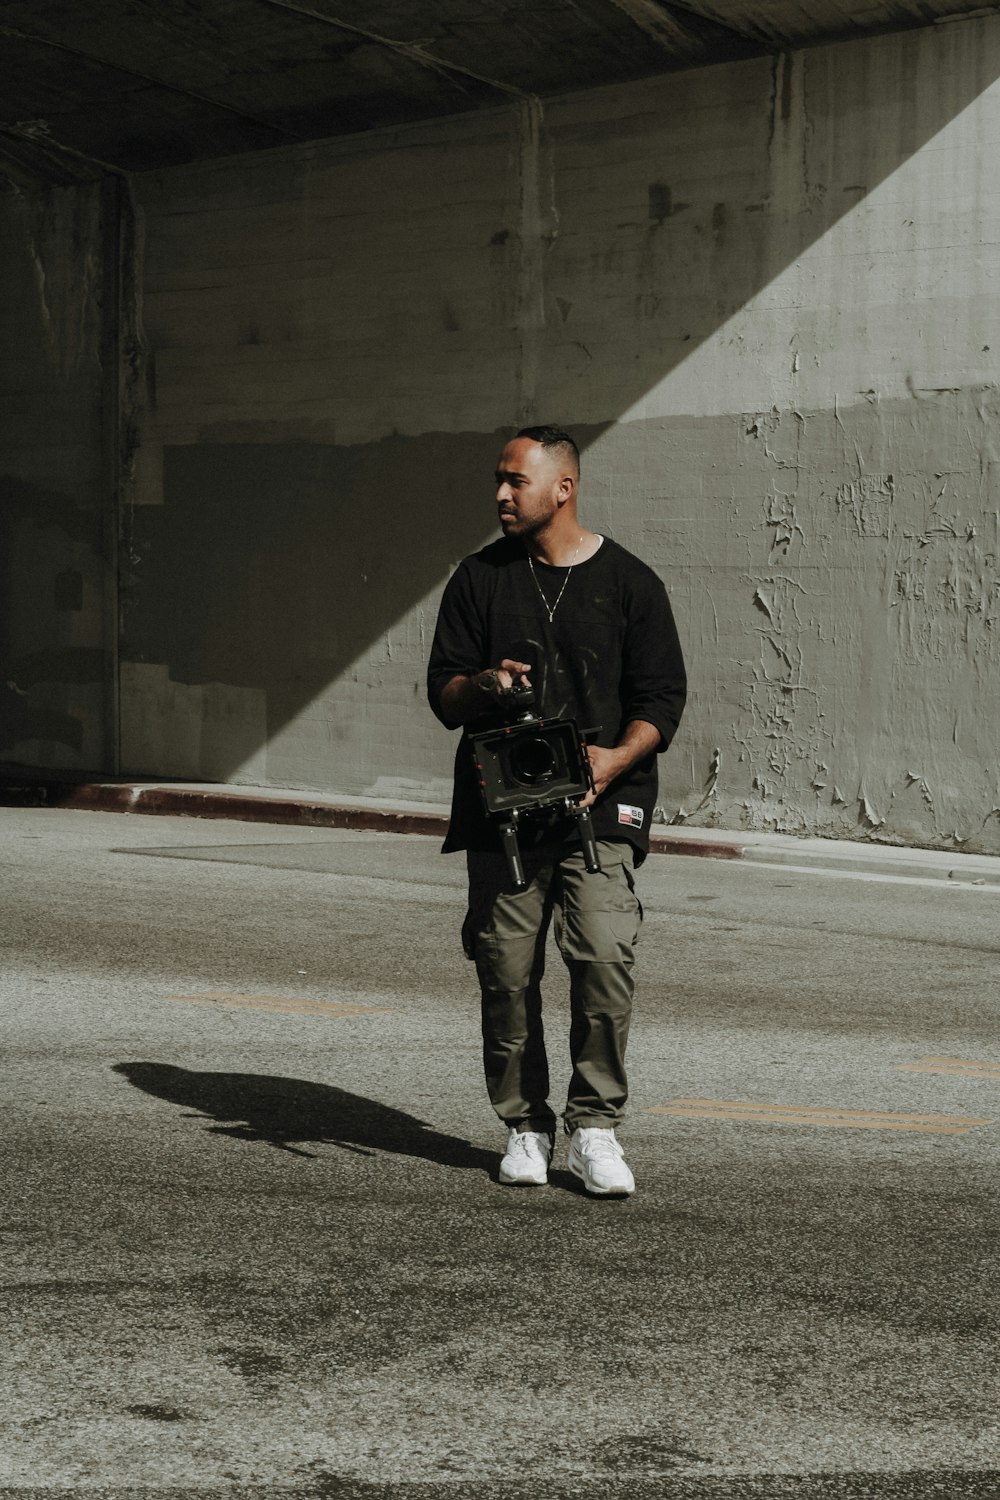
[474,659,532,701]
[437,660,532,725]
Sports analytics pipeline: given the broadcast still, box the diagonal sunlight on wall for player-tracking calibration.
[603,63,1000,424]
[120,15,1000,846]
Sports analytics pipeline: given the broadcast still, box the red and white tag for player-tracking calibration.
[617,803,644,828]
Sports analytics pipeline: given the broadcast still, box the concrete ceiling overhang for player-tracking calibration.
[0,0,996,182]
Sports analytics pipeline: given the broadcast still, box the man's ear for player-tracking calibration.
[555,473,576,507]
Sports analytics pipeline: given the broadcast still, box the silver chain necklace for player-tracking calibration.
[528,536,584,624]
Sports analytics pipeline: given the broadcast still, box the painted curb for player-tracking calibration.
[0,780,448,838]
[649,833,745,860]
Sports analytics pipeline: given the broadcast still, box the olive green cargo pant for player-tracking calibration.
[463,837,643,1135]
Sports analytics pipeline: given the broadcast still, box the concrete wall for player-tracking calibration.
[0,178,117,773]
[121,17,1000,849]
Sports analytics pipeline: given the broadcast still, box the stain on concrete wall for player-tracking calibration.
[0,180,113,770]
[122,17,1000,849]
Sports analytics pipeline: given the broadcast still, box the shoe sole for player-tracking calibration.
[568,1157,635,1196]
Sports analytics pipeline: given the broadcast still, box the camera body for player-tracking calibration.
[467,681,600,888]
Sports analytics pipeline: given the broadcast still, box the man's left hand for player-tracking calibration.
[575,720,662,809]
[576,744,626,809]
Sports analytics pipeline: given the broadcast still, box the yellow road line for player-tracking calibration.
[896,1056,1000,1078]
[646,1098,993,1134]
[164,991,389,1018]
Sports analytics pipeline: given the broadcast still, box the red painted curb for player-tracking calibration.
[60,784,138,813]
[648,834,744,860]
[0,779,449,837]
[133,787,449,837]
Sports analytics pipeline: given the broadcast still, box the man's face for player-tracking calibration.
[495,438,564,539]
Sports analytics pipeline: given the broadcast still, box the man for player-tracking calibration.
[426,425,685,1196]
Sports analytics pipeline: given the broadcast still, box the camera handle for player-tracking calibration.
[498,816,527,890]
[568,727,602,875]
[571,804,602,875]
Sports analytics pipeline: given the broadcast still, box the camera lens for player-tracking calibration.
[508,735,557,785]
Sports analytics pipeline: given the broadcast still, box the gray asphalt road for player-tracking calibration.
[2,808,999,1500]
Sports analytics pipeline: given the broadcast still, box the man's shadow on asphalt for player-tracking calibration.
[113,1061,505,1178]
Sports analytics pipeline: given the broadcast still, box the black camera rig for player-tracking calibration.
[467,681,602,889]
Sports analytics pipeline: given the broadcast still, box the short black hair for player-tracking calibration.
[516,424,580,476]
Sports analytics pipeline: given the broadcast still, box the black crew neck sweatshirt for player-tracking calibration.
[427,535,686,860]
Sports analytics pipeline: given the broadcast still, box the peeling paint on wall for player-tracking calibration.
[835,475,894,538]
[581,390,1000,852]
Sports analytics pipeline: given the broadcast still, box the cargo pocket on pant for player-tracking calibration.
[556,843,642,964]
[618,856,643,947]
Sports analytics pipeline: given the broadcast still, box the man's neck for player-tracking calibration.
[526,526,600,568]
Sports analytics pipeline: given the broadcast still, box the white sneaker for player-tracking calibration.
[499,1128,553,1186]
[567,1127,635,1196]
